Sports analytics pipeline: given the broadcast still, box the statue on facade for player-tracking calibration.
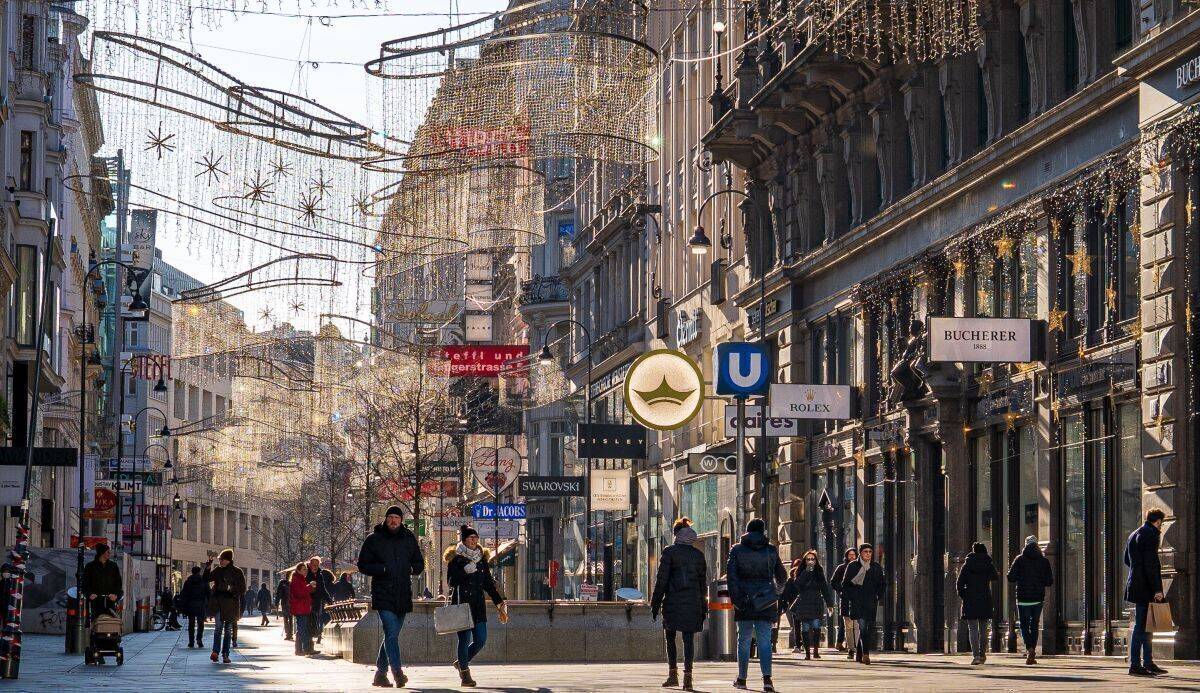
[888,319,930,404]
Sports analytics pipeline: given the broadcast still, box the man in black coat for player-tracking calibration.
[1124,507,1167,677]
[178,565,210,647]
[81,544,122,620]
[957,543,999,665]
[1007,535,1053,664]
[357,505,425,689]
[727,518,786,692]
[304,558,336,644]
[651,518,707,689]
[275,575,293,640]
[842,543,885,664]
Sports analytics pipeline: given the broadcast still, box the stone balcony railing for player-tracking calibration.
[518,275,569,306]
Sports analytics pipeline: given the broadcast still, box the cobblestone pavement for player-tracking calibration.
[8,618,1200,691]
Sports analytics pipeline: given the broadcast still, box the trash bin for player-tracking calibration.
[707,578,736,660]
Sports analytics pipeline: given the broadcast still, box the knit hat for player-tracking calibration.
[674,525,698,544]
[218,548,234,562]
[460,525,479,541]
[1025,535,1038,546]
[385,505,404,518]
[95,544,110,558]
[746,518,766,534]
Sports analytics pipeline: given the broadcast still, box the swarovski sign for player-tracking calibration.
[768,384,852,420]
[927,317,1042,363]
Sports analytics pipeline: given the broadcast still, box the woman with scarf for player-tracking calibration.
[780,550,834,660]
[650,518,707,691]
[445,525,508,687]
[841,543,885,664]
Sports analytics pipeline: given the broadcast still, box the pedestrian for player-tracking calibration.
[332,572,356,602]
[244,584,256,617]
[445,524,508,688]
[275,573,293,640]
[357,505,425,688]
[780,549,834,660]
[258,583,272,626]
[203,549,247,664]
[178,565,210,648]
[1007,535,1053,665]
[305,556,336,644]
[828,547,858,658]
[1124,507,1168,677]
[957,542,999,665]
[160,588,181,630]
[289,563,315,656]
[841,543,885,664]
[650,518,707,691]
[727,518,787,692]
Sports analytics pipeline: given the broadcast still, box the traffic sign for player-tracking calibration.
[714,342,771,397]
[471,503,527,520]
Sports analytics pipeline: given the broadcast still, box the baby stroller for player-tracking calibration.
[84,597,124,665]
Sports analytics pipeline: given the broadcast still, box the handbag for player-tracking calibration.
[749,583,779,614]
[1146,601,1174,633]
[434,587,474,635]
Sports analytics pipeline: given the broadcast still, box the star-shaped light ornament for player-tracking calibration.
[144,123,177,159]
[1106,285,1118,312]
[298,191,326,226]
[258,307,274,323]
[1049,218,1061,240]
[193,150,227,185]
[308,169,334,199]
[976,371,994,394]
[1130,220,1141,243]
[269,155,293,180]
[352,192,372,217]
[952,257,967,278]
[1047,306,1067,333]
[243,171,274,206]
[1103,190,1118,219]
[1066,247,1094,277]
[289,300,305,315]
[993,234,1015,260]
[1127,319,1144,340]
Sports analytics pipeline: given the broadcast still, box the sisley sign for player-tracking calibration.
[928,317,1042,363]
[768,384,852,420]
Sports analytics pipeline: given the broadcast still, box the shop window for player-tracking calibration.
[973,436,992,550]
[16,245,39,347]
[840,466,856,552]
[974,254,996,317]
[812,472,830,564]
[1018,426,1038,541]
[1061,415,1085,622]
[680,475,717,535]
[1086,407,1107,620]
[868,463,885,545]
[1117,192,1140,321]
[1116,403,1142,617]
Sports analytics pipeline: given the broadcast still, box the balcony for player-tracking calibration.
[519,276,569,306]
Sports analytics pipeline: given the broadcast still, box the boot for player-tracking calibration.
[1025,648,1036,665]
[372,670,394,687]
[812,635,822,659]
[392,668,408,688]
[661,667,678,687]
[763,676,776,692]
[803,631,811,660]
[682,671,693,691]
[459,665,477,687]
[861,651,871,665]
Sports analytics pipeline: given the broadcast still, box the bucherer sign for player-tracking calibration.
[928,317,1040,363]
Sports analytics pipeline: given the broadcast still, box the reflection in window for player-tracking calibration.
[1062,416,1085,622]
[1116,404,1142,619]
[16,245,39,347]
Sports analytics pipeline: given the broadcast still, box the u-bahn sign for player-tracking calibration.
[622,349,704,431]
[927,317,1044,363]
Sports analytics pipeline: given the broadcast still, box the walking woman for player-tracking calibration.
[203,549,246,664]
[289,563,315,656]
[1007,535,1053,665]
[727,518,787,692]
[828,548,858,658]
[957,542,999,665]
[650,518,707,691]
[780,550,834,660]
[445,525,508,687]
[178,565,209,648]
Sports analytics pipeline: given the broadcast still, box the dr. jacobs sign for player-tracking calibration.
[622,349,704,431]
[927,317,1043,364]
[769,384,852,420]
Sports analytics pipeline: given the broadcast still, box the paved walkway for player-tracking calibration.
[7,617,1200,691]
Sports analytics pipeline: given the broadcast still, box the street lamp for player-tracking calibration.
[537,344,554,365]
[688,225,712,255]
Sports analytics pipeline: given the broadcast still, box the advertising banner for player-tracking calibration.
[471,503,527,520]
[434,345,529,377]
[517,475,585,497]
[722,405,800,438]
[927,317,1042,363]
[590,468,631,511]
[768,384,852,420]
[469,447,519,494]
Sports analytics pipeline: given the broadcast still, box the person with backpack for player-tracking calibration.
[1007,535,1053,665]
[957,542,999,665]
[650,518,707,691]
[727,518,787,692]
[780,549,834,660]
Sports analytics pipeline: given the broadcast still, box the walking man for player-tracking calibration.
[727,518,787,692]
[957,542,999,665]
[203,549,247,664]
[305,556,335,645]
[842,543,885,664]
[1125,507,1168,677]
[178,565,210,648]
[829,547,858,657]
[275,572,293,640]
[1007,536,1053,664]
[257,582,272,626]
[358,505,425,688]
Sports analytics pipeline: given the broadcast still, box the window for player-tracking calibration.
[973,435,992,551]
[1116,403,1142,617]
[16,245,39,347]
[1061,414,1085,622]
[173,380,186,418]
[125,321,144,347]
[21,16,36,70]
[1064,0,1079,93]
[1114,0,1133,51]
[680,476,717,535]
[125,373,138,397]
[19,132,35,191]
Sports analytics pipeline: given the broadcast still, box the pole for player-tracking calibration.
[493,447,500,549]
[757,202,769,528]
[735,397,746,535]
[583,343,593,587]
[111,150,128,553]
[364,408,372,539]
[69,311,90,654]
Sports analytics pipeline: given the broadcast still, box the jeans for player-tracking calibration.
[295,614,313,655]
[1129,602,1154,669]
[212,612,234,656]
[313,601,326,643]
[664,629,696,671]
[1017,603,1043,651]
[282,611,293,639]
[856,617,876,655]
[456,621,488,666]
[376,609,407,674]
[736,620,774,679]
[187,613,205,645]
[966,619,987,659]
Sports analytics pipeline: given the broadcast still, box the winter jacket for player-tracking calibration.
[1124,522,1164,604]
[257,585,272,612]
[331,576,356,602]
[289,571,314,616]
[650,542,708,633]
[82,558,123,601]
[305,567,336,606]
[840,560,885,621]
[780,566,834,621]
[357,522,425,614]
[177,573,210,617]
[829,560,855,617]
[726,531,787,622]
[1006,543,1053,603]
[957,552,999,620]
[274,578,291,615]
[445,546,505,625]
[204,563,247,621]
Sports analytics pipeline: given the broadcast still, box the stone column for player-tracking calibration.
[871,78,912,208]
[939,55,983,166]
[776,321,807,563]
[815,120,850,242]
[901,67,944,187]
[977,0,1022,143]
[841,102,880,227]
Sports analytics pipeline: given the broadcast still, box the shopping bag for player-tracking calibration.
[434,589,474,635]
[1146,601,1174,632]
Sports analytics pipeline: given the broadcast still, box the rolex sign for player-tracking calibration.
[768,384,852,420]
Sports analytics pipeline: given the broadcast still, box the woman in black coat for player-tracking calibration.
[178,566,211,648]
[780,550,834,660]
[651,518,707,691]
[957,542,999,665]
[828,547,858,656]
[445,525,507,688]
[1007,536,1053,664]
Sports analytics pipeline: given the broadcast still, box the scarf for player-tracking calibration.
[850,558,871,586]
[456,542,483,574]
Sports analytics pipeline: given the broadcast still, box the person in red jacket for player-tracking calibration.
[289,563,315,656]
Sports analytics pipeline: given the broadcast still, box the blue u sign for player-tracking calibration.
[714,342,771,397]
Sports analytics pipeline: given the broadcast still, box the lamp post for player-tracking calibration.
[691,185,773,531]
[140,441,172,575]
[119,403,170,557]
[538,318,593,587]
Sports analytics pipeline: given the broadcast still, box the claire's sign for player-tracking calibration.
[927,317,1043,363]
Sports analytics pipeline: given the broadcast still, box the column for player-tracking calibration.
[977,0,1023,143]
[841,101,880,227]
[872,78,912,208]
[815,120,850,242]
[939,55,983,166]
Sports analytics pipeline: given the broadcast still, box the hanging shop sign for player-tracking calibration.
[714,342,771,397]
[576,423,646,459]
[471,503,527,520]
[0,447,78,467]
[974,380,1034,419]
[722,405,798,437]
[129,352,171,382]
[465,314,494,342]
[83,488,118,520]
[129,209,157,269]
[686,446,737,475]
[435,345,529,377]
[469,446,520,495]
[927,317,1044,363]
[590,468,632,511]
[376,478,460,502]
[769,384,852,420]
[622,349,704,431]
[517,475,585,497]
[676,308,703,347]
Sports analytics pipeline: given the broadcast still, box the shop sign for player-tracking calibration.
[927,317,1043,363]
[1179,53,1200,90]
[577,423,646,459]
[714,342,771,397]
[471,503,527,520]
[1055,361,1136,400]
[469,446,520,494]
[676,308,703,347]
[686,449,737,475]
[590,468,631,511]
[83,488,117,520]
[517,475,585,497]
[768,384,852,420]
[974,380,1033,419]
[815,435,854,465]
[747,299,781,331]
[722,405,798,437]
[622,350,704,431]
[434,345,528,377]
[589,359,632,400]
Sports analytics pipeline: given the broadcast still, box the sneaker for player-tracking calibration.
[372,670,394,687]
[1129,666,1156,677]
[1147,664,1169,675]
[733,679,747,690]
[210,652,218,663]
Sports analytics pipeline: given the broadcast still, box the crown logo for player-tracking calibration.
[805,388,815,401]
[634,377,695,406]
